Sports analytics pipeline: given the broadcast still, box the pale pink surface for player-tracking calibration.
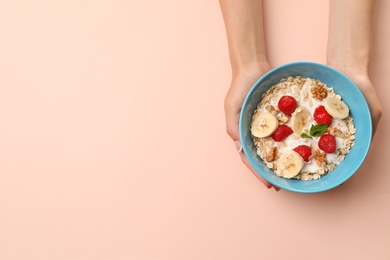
[0,0,389,259]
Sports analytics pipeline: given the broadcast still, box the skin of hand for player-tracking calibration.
[220,0,383,190]
[328,67,382,136]
[224,62,281,190]
[219,0,280,191]
[327,0,382,137]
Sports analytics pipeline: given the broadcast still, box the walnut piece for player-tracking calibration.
[314,149,328,166]
[277,112,289,123]
[310,84,328,100]
[266,105,278,115]
[327,127,343,138]
[266,147,278,162]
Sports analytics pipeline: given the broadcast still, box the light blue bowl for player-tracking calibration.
[239,62,372,193]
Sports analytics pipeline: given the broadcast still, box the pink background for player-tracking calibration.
[0,0,389,259]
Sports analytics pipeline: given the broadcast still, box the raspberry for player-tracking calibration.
[271,125,293,142]
[318,134,336,153]
[293,145,312,162]
[314,105,332,126]
[278,95,297,116]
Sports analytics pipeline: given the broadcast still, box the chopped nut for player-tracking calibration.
[327,127,344,138]
[277,112,289,123]
[315,149,328,166]
[310,84,328,100]
[266,147,278,162]
[266,105,278,115]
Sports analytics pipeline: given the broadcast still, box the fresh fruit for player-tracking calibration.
[318,134,336,153]
[271,124,293,142]
[314,105,332,126]
[251,112,279,138]
[324,97,350,119]
[276,150,304,178]
[291,107,311,134]
[293,145,312,162]
[278,95,297,116]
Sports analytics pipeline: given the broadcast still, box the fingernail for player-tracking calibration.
[235,140,242,152]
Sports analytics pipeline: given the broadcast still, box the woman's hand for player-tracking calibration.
[224,62,280,190]
[219,0,280,190]
[328,66,382,136]
[327,0,382,138]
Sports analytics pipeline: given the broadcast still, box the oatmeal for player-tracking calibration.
[251,76,355,180]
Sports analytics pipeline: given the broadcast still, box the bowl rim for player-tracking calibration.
[239,61,372,193]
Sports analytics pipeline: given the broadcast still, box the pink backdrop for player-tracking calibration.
[0,0,389,259]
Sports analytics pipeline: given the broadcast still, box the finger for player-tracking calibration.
[273,186,281,191]
[225,84,280,191]
[235,135,280,191]
[237,146,275,190]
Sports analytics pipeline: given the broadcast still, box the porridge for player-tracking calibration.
[251,76,355,180]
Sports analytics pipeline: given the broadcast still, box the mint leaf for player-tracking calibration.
[310,124,328,137]
[301,133,313,139]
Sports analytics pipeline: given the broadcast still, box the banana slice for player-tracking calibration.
[251,112,278,138]
[276,150,304,178]
[324,97,350,119]
[291,107,311,135]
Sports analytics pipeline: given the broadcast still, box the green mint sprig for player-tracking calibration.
[300,124,328,139]
[310,124,328,137]
[300,133,312,139]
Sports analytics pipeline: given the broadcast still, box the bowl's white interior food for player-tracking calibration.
[251,76,355,180]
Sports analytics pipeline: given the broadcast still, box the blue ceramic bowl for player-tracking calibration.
[239,62,372,193]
